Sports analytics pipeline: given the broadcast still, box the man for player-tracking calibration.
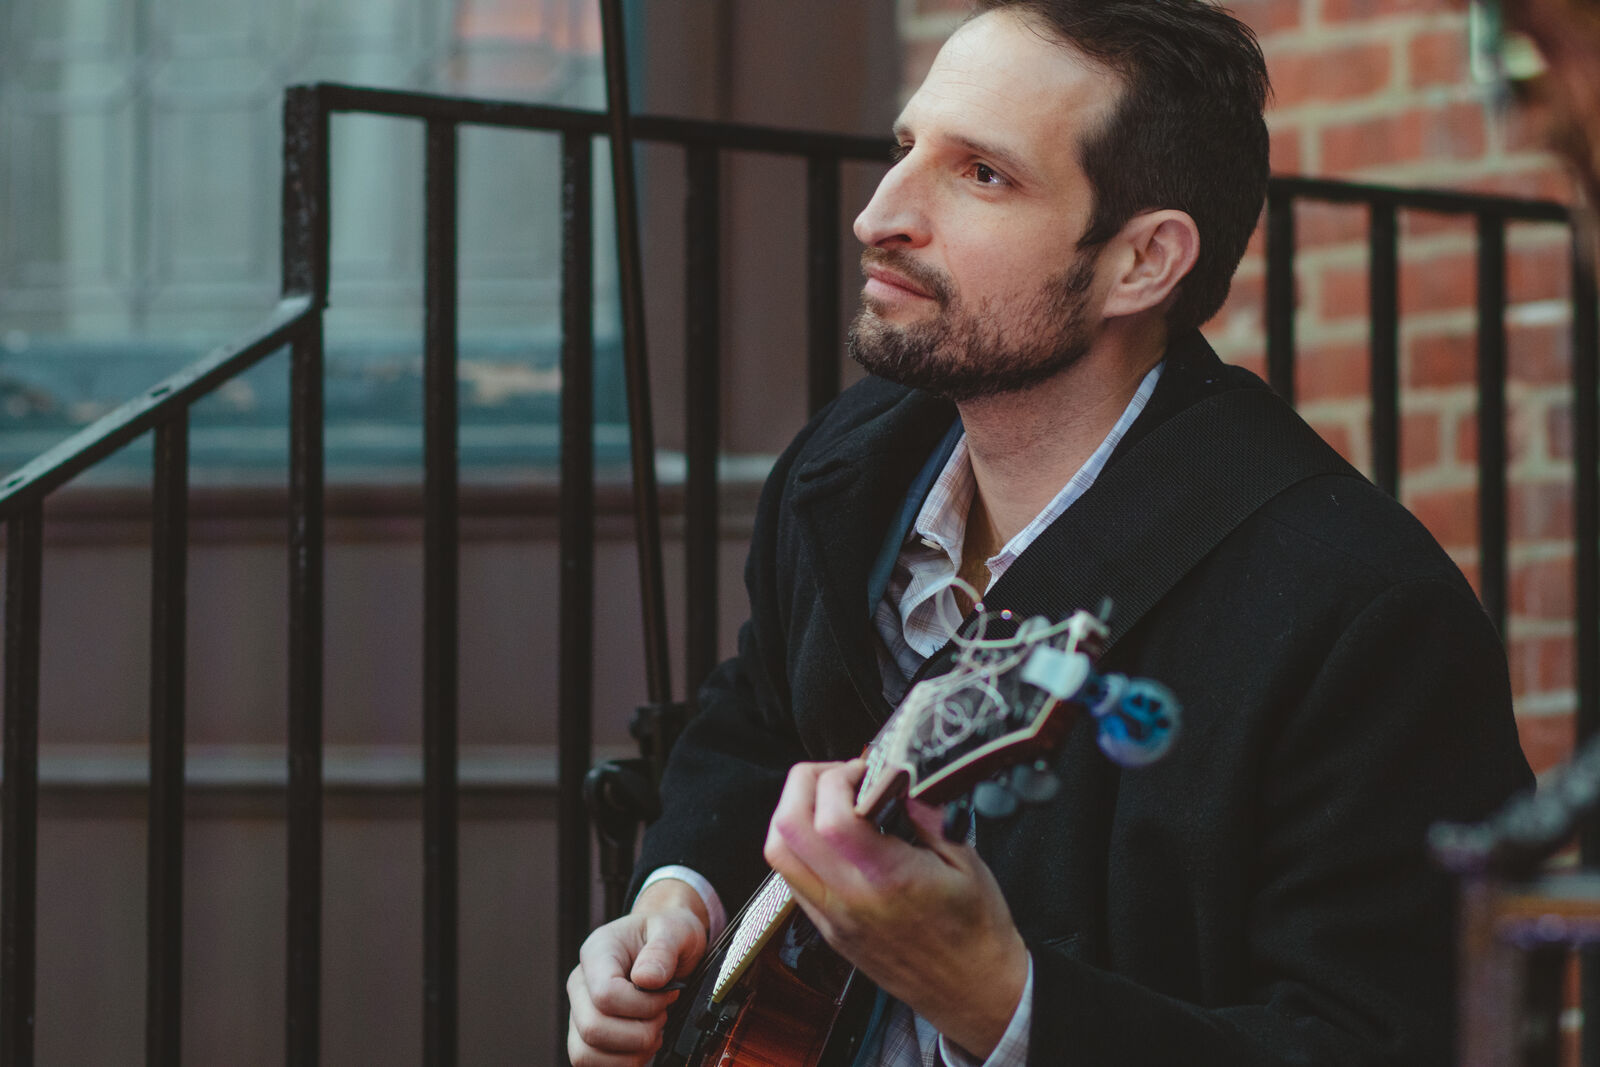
[568,1,1533,1063]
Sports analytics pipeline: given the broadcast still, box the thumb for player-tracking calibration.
[630,910,705,989]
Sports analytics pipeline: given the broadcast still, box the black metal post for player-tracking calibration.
[146,417,188,1066]
[1476,213,1508,637]
[286,324,325,1067]
[1572,239,1600,1067]
[685,145,722,707]
[557,129,596,1062]
[1,504,42,1067]
[597,0,674,708]
[281,84,329,1067]
[807,155,842,416]
[1369,203,1400,496]
[1574,242,1600,753]
[422,117,460,1067]
[1266,188,1297,403]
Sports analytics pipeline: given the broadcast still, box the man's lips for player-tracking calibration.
[863,266,937,304]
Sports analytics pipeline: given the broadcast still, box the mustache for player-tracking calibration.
[860,247,953,307]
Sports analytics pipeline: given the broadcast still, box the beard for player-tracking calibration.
[846,247,1099,403]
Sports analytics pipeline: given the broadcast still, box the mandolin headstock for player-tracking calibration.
[854,604,1180,832]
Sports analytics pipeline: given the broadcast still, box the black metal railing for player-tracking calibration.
[0,81,1594,1067]
[1264,176,1594,648]
[1264,177,1598,1067]
[0,80,888,1067]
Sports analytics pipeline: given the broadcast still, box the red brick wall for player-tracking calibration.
[899,0,1584,778]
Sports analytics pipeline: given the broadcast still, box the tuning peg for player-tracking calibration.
[1009,760,1060,804]
[1095,678,1181,768]
[942,797,973,842]
[972,780,1020,820]
[1021,646,1092,701]
[1081,671,1129,719]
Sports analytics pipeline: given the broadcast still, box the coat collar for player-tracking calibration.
[788,384,957,726]
[779,330,1245,727]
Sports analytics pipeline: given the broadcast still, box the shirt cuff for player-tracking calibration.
[936,953,1033,1067]
[637,866,728,942]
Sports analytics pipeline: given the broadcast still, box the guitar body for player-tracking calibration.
[655,909,876,1067]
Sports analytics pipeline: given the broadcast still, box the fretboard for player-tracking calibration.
[710,874,796,1003]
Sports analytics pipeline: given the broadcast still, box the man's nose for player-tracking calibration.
[853,156,930,249]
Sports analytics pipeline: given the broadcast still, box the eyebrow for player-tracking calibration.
[891,121,1043,187]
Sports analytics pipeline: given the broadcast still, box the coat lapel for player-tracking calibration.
[789,387,957,732]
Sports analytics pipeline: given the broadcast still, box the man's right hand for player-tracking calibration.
[566,878,710,1066]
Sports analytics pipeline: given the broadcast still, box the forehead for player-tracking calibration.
[896,10,1119,167]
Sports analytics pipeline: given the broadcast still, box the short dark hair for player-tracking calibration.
[973,0,1272,334]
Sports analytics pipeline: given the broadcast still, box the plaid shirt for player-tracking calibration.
[872,363,1161,1067]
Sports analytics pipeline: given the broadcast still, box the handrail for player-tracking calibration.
[0,296,316,514]
[1270,174,1571,221]
[314,82,892,158]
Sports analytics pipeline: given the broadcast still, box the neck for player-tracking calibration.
[956,322,1166,546]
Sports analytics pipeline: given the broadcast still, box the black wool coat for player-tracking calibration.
[635,331,1534,1066]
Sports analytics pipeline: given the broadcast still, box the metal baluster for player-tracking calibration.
[281,85,330,1067]
[146,417,188,1065]
[597,0,673,707]
[1572,238,1600,1067]
[1476,213,1508,636]
[422,117,460,1067]
[1369,203,1400,496]
[807,156,841,416]
[557,130,596,1061]
[685,144,722,707]
[1266,188,1297,404]
[1,503,42,1067]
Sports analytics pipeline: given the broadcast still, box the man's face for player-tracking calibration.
[848,10,1120,401]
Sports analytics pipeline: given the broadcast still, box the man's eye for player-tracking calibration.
[973,163,1004,185]
[890,143,911,164]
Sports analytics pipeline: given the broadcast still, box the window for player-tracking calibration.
[0,0,626,483]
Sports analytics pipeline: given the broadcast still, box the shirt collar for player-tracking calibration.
[906,360,1165,582]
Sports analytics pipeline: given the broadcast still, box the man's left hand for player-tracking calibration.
[763,759,1029,1060]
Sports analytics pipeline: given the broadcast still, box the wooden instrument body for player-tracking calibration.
[655,907,874,1067]
[651,606,1178,1065]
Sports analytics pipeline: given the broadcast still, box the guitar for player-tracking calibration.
[652,603,1181,1067]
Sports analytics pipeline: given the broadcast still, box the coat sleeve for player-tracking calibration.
[628,408,832,914]
[1026,576,1533,1066]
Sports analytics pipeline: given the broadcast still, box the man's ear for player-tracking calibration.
[1100,210,1200,320]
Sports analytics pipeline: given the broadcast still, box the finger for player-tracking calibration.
[812,761,895,878]
[578,924,679,1020]
[632,911,705,988]
[767,761,832,848]
[765,762,832,900]
[567,1037,655,1067]
[567,967,669,1060]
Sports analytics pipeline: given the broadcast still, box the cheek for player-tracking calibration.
[952,251,1069,311]
[939,209,1085,305]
